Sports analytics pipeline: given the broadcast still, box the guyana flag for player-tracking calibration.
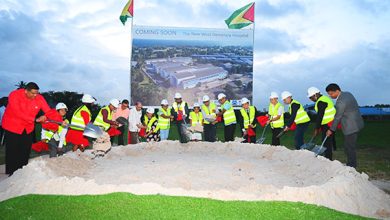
[120,0,134,26]
[225,2,255,29]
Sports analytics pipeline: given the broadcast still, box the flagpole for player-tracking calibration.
[129,12,134,105]
[251,3,255,105]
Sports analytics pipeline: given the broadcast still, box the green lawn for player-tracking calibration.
[0,193,369,220]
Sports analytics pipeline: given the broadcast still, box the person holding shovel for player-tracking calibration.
[281,91,311,149]
[144,107,160,142]
[307,87,336,160]
[189,103,203,141]
[66,94,95,152]
[171,93,189,143]
[201,95,218,142]
[217,93,236,142]
[267,92,284,146]
[2,82,50,175]
[239,97,260,143]
[158,99,173,141]
[94,99,121,145]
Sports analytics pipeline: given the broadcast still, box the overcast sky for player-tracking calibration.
[1,0,389,108]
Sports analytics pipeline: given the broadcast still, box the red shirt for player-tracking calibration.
[41,109,63,132]
[2,89,50,134]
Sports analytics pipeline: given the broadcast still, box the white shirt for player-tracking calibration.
[128,108,142,132]
[0,106,5,126]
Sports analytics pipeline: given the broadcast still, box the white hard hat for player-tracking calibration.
[307,87,320,97]
[217,93,226,100]
[109,99,120,108]
[241,97,250,104]
[146,107,154,114]
[269,92,279,99]
[174,92,182,99]
[281,91,292,100]
[193,102,200,108]
[202,95,210,102]
[161,99,169,105]
[81,94,95,103]
[55,102,67,110]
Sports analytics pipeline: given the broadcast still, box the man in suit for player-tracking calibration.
[326,83,364,168]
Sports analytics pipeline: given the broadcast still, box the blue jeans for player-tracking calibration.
[160,129,169,140]
[295,122,309,149]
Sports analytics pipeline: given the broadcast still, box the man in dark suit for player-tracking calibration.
[326,83,364,168]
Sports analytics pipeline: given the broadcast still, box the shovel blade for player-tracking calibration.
[256,137,265,144]
[83,123,104,138]
[300,142,315,150]
[311,145,326,156]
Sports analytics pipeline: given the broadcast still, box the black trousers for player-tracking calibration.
[224,124,236,142]
[344,132,358,168]
[271,128,282,146]
[5,130,33,175]
[321,124,334,160]
[117,125,125,146]
[176,121,188,143]
[204,123,216,142]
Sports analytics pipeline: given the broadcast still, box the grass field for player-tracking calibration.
[0,193,369,220]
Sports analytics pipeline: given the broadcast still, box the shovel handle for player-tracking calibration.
[46,119,86,130]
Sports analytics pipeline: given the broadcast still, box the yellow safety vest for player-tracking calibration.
[289,100,310,124]
[189,111,203,126]
[71,105,91,131]
[172,101,187,112]
[240,106,256,129]
[268,102,284,128]
[315,95,336,125]
[158,107,171,130]
[221,100,236,126]
[146,116,159,133]
[94,105,112,131]
[43,119,69,145]
[201,102,216,124]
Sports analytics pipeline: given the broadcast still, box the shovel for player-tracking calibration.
[256,124,269,144]
[180,116,192,143]
[300,136,316,150]
[276,129,286,138]
[116,117,128,126]
[47,119,104,139]
[311,136,328,157]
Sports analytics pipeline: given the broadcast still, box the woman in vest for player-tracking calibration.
[308,87,336,160]
[217,93,237,142]
[66,94,95,152]
[239,97,260,143]
[189,103,203,141]
[201,95,217,142]
[158,99,173,141]
[145,107,160,142]
[281,91,311,149]
[268,92,284,146]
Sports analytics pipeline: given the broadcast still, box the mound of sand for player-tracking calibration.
[0,141,389,219]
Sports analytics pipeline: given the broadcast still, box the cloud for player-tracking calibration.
[257,0,304,18]
[254,27,304,53]
[253,41,390,108]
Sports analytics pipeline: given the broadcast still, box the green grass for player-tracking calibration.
[0,192,369,220]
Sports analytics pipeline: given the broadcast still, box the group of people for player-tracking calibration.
[1,82,364,176]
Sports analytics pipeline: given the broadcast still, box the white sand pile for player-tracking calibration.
[0,141,389,219]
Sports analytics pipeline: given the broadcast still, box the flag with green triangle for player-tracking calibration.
[120,0,134,26]
[225,2,255,29]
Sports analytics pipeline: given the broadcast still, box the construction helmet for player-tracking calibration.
[281,91,292,100]
[109,99,120,108]
[241,97,250,104]
[174,93,182,99]
[146,107,154,114]
[193,102,200,108]
[161,99,169,105]
[217,93,226,100]
[81,94,96,103]
[269,92,279,99]
[202,95,210,102]
[55,102,67,110]
[307,87,320,97]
